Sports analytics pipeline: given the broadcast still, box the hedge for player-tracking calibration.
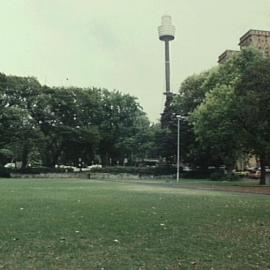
[91,165,176,176]
[0,167,11,178]
[0,167,74,176]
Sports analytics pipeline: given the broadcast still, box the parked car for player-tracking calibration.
[247,166,270,179]
[248,170,261,179]
[256,166,270,172]
[79,165,102,172]
[4,163,16,168]
[86,165,102,170]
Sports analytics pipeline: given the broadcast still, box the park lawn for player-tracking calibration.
[0,179,269,269]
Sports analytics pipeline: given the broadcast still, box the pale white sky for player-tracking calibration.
[1,0,270,122]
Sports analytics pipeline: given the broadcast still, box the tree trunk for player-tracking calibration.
[21,143,29,168]
[225,163,235,180]
[259,153,266,185]
[101,152,109,166]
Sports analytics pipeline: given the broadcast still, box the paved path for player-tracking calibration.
[173,184,270,196]
[128,180,270,196]
[94,178,270,196]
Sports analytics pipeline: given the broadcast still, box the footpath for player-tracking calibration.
[175,184,270,196]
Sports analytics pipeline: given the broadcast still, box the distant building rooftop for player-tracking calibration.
[218,29,270,64]
[218,50,240,64]
[239,29,270,46]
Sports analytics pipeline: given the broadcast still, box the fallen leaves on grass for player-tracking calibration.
[60,237,66,242]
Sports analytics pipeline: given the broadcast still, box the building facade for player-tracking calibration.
[218,29,270,64]
[239,29,270,58]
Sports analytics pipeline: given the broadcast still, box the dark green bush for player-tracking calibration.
[0,166,11,178]
[91,165,176,176]
[210,171,226,181]
[225,173,240,181]
[15,167,74,174]
[182,170,211,179]
[210,170,240,181]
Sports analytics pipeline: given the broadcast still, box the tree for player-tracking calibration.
[235,57,270,184]
[190,48,270,184]
[170,71,215,167]
[33,86,103,167]
[192,85,242,174]
[0,74,42,167]
[98,90,148,165]
[0,71,158,169]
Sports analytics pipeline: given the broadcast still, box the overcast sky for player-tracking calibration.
[1,0,270,122]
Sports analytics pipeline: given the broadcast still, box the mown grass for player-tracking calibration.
[0,179,269,269]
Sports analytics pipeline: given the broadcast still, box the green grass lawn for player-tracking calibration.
[0,179,269,270]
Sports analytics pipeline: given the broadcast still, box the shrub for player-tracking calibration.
[0,166,11,178]
[15,166,74,174]
[182,170,211,179]
[209,170,240,181]
[210,171,226,181]
[91,165,176,176]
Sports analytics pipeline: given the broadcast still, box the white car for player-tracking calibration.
[4,163,16,168]
[87,165,102,170]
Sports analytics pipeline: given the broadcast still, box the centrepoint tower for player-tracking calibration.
[158,15,175,128]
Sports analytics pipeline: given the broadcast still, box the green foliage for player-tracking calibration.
[192,85,240,168]
[15,167,74,174]
[209,170,227,181]
[98,90,150,165]
[181,169,214,179]
[170,47,270,183]
[0,166,11,178]
[174,71,211,115]
[0,72,155,168]
[0,148,14,164]
[234,53,270,184]
[170,70,218,167]
[191,47,270,184]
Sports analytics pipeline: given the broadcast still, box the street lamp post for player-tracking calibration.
[176,115,182,182]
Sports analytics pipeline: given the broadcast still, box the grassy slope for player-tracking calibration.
[0,179,269,269]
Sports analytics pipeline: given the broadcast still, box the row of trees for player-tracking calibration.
[0,74,165,168]
[167,48,270,184]
[1,48,269,184]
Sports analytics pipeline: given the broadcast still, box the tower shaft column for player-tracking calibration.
[165,40,171,93]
